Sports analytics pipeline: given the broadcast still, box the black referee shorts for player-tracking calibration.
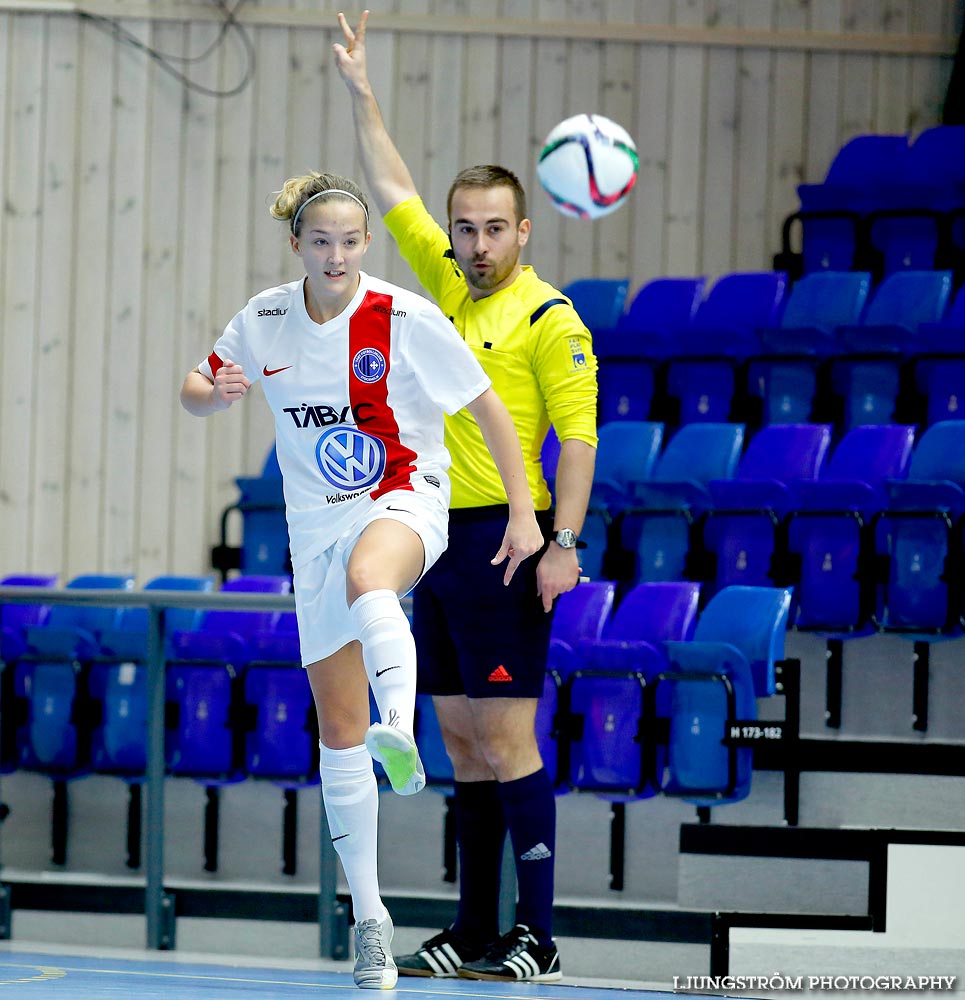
[412,505,555,699]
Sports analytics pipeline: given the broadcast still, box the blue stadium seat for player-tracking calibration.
[618,423,746,587]
[90,575,217,777]
[546,581,618,679]
[912,285,965,427]
[166,575,293,779]
[787,424,916,633]
[539,582,617,785]
[96,574,217,663]
[597,357,655,423]
[243,614,315,783]
[590,421,664,512]
[241,615,317,876]
[748,271,872,426]
[778,134,910,277]
[1,574,58,665]
[872,422,965,633]
[836,269,952,356]
[757,271,872,358]
[611,276,706,361]
[165,574,293,872]
[618,508,694,586]
[566,582,702,799]
[830,271,953,430]
[81,574,216,868]
[700,424,832,598]
[568,670,648,797]
[563,277,629,341]
[634,422,746,510]
[596,277,706,423]
[654,586,792,806]
[217,445,289,580]
[865,126,965,279]
[1,574,59,773]
[11,573,135,864]
[579,506,612,582]
[684,272,789,360]
[663,272,788,426]
[570,581,701,680]
[15,574,135,774]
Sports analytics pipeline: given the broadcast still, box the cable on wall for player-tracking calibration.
[78,0,255,98]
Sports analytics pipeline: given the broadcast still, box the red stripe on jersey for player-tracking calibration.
[349,290,418,499]
[207,351,224,377]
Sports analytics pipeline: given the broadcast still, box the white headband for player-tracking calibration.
[291,188,369,233]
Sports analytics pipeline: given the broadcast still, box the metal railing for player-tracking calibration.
[0,585,347,957]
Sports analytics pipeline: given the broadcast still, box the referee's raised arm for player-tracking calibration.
[333,10,419,217]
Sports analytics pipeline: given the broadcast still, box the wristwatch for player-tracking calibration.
[554,528,583,549]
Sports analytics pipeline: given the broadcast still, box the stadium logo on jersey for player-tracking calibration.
[352,348,387,384]
[257,307,288,317]
[567,337,587,370]
[316,426,385,492]
[372,303,407,318]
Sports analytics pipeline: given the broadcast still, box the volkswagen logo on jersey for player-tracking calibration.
[352,347,387,383]
[315,426,386,491]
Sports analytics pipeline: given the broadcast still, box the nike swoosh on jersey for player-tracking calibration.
[263,364,293,377]
[375,664,402,677]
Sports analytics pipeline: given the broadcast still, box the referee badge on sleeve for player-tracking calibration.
[567,336,587,371]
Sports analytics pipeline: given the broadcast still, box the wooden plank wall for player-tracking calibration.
[0,0,960,581]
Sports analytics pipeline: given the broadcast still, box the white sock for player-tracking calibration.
[319,742,387,925]
[349,589,416,736]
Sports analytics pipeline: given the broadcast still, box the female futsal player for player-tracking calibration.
[180,171,544,989]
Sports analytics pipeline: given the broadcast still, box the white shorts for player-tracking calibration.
[293,489,449,666]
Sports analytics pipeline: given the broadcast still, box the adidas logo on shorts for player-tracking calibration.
[520,842,552,861]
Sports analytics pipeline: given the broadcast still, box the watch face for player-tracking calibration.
[556,529,577,548]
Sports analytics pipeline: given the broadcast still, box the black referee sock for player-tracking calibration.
[452,779,506,945]
[498,768,557,948]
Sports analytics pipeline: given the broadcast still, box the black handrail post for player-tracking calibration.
[145,605,173,949]
[318,789,349,959]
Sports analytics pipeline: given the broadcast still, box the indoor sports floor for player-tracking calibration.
[0,946,674,998]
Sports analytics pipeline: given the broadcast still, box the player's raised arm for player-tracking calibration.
[333,10,419,216]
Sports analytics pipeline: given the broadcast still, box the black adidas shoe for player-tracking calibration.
[457,924,562,982]
[395,926,489,978]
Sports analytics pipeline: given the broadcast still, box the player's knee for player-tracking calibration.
[317,706,369,749]
[345,560,384,604]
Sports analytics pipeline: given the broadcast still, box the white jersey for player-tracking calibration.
[198,272,491,569]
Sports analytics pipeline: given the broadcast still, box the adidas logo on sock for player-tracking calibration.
[488,664,512,683]
[520,842,552,861]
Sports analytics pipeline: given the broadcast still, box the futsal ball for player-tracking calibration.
[537,113,639,220]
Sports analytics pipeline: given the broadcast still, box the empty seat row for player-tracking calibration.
[568,270,965,433]
[572,421,965,639]
[0,572,309,871]
[773,127,965,283]
[2,575,306,780]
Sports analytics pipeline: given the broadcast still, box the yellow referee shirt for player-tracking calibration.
[384,196,599,510]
